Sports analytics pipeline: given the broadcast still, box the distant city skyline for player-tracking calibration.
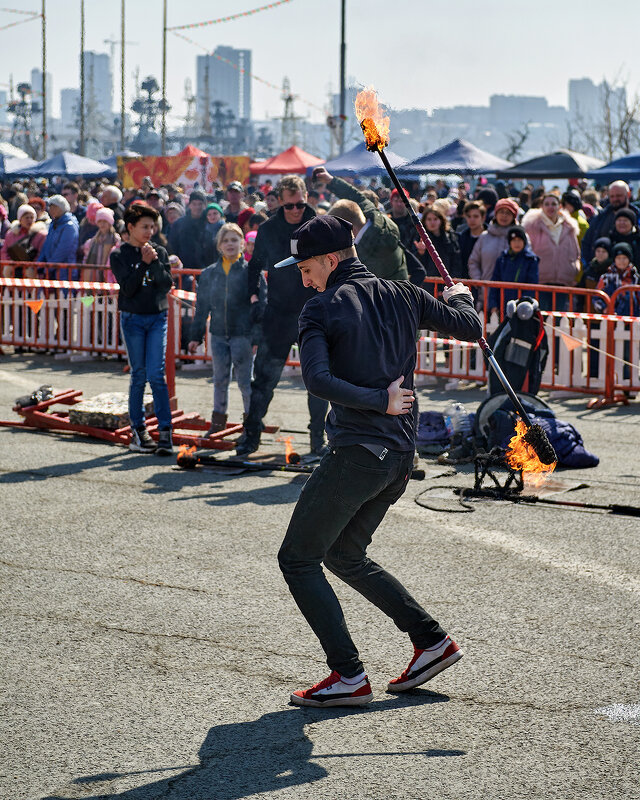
[1,0,639,131]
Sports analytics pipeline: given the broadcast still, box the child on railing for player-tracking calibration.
[488,226,539,317]
[593,243,640,317]
[188,223,266,435]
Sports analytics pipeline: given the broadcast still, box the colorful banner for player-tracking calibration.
[120,151,250,193]
[168,0,292,30]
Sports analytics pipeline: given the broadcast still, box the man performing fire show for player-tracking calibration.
[276,214,482,707]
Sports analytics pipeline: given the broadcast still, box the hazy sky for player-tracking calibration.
[2,0,640,127]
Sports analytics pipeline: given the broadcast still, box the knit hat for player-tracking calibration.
[17,204,36,221]
[477,187,498,208]
[95,207,114,226]
[507,225,527,246]
[593,237,612,256]
[206,202,223,215]
[237,207,255,229]
[245,230,257,243]
[48,194,70,213]
[612,242,633,261]
[390,187,409,200]
[189,189,206,204]
[614,208,636,226]
[166,201,185,217]
[562,190,583,211]
[85,202,103,225]
[494,197,519,220]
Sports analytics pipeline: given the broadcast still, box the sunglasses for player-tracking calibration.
[282,202,306,210]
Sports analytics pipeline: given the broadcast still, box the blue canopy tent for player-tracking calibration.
[20,151,114,179]
[0,155,39,177]
[397,138,513,175]
[309,141,407,177]
[101,150,141,172]
[586,152,640,183]
[497,149,604,179]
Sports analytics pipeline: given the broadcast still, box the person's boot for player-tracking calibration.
[206,411,228,436]
[304,428,329,463]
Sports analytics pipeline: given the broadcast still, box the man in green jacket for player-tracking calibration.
[312,167,412,282]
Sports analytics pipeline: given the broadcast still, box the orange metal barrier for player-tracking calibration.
[1,268,638,405]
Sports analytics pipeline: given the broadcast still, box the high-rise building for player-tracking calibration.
[196,46,252,124]
[0,90,9,130]
[82,51,113,121]
[60,88,80,131]
[30,68,53,119]
[569,77,626,124]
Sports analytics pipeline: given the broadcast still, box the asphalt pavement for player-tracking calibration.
[1,352,639,800]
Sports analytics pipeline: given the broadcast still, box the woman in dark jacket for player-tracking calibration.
[109,203,174,455]
[415,204,463,279]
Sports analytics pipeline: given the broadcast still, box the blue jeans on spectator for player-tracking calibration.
[278,445,446,678]
[210,334,253,415]
[120,310,172,430]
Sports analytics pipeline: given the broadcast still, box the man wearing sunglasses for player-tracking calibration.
[241,175,328,458]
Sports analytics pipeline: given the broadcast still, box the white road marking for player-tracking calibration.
[595,704,640,725]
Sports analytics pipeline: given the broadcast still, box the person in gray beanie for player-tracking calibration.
[38,194,79,278]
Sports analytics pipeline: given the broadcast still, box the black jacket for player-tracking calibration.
[419,229,463,279]
[457,224,487,278]
[168,212,216,269]
[190,256,266,340]
[110,242,173,314]
[247,204,317,315]
[298,257,481,452]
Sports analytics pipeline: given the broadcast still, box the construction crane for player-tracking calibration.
[103,35,138,64]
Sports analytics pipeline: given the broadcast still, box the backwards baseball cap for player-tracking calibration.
[227,181,243,192]
[274,215,354,269]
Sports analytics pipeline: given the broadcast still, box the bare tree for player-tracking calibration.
[557,73,640,160]
[503,122,531,161]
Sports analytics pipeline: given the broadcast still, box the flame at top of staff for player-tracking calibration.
[355,87,390,151]
[506,419,556,489]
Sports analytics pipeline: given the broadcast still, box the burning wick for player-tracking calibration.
[277,436,300,465]
[506,420,556,489]
[177,444,198,469]
[355,87,389,151]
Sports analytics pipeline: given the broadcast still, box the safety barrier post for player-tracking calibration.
[166,293,178,411]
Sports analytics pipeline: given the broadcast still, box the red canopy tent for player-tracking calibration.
[250,145,324,175]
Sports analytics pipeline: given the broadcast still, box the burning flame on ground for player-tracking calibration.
[177,444,197,465]
[277,436,299,464]
[355,87,389,151]
[506,420,556,489]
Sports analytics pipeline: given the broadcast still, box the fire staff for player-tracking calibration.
[276,215,482,707]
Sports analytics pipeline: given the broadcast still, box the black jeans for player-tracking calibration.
[278,445,446,678]
[243,333,328,447]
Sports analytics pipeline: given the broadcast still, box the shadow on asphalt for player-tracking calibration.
[42,693,464,800]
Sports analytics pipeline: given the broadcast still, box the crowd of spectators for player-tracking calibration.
[1,168,639,443]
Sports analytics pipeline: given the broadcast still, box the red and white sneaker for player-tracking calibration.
[387,635,463,692]
[290,671,374,708]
